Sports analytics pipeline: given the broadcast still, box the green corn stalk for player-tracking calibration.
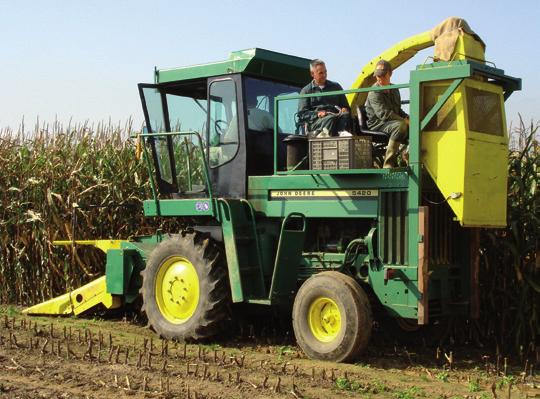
[0,119,184,305]
[479,117,539,355]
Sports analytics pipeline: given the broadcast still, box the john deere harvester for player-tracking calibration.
[24,18,521,362]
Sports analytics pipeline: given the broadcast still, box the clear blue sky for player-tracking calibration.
[0,0,538,131]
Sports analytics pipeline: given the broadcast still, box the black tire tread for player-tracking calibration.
[140,231,230,341]
[317,271,373,352]
[292,271,372,362]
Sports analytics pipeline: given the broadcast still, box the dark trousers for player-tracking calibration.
[379,120,408,143]
[309,112,351,136]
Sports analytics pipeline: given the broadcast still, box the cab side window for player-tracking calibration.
[208,79,238,168]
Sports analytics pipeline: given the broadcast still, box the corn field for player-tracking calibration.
[478,118,539,355]
[0,120,181,306]
[0,118,538,354]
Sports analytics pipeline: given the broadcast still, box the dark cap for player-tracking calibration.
[374,60,391,77]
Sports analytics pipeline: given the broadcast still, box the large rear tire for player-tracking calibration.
[140,232,229,340]
[292,271,372,362]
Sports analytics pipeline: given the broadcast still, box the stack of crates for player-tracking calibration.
[309,136,372,170]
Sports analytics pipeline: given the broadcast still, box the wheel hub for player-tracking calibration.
[155,257,199,324]
[308,297,342,342]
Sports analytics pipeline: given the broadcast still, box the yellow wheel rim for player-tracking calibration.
[155,256,199,324]
[308,297,342,342]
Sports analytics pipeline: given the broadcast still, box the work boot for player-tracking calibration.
[383,139,400,168]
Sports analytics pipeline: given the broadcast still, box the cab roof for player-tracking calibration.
[155,48,312,87]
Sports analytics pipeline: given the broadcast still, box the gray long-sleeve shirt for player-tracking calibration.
[364,83,408,130]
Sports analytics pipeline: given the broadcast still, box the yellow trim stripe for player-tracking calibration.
[270,189,378,200]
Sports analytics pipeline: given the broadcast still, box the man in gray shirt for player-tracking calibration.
[298,59,350,136]
[365,60,409,168]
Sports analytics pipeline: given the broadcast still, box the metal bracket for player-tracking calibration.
[364,227,379,267]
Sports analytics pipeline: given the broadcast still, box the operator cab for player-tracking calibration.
[138,49,311,199]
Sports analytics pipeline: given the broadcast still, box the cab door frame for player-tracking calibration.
[138,83,178,195]
[207,74,247,199]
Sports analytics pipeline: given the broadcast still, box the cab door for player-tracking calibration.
[207,76,246,198]
[138,83,178,195]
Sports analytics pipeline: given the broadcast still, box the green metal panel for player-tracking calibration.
[142,172,412,219]
[405,61,425,317]
[248,173,406,218]
[249,173,409,190]
[275,168,406,176]
[144,199,215,217]
[256,220,281,278]
[106,249,125,294]
[217,201,244,303]
[109,237,163,303]
[105,248,140,295]
[251,196,378,218]
[217,199,266,302]
[120,235,162,257]
[368,267,419,319]
[268,214,306,304]
[156,48,311,87]
[415,60,521,96]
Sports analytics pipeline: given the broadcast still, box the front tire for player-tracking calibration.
[292,272,372,362]
[140,232,229,340]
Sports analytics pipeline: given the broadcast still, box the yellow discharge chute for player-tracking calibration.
[347,17,486,112]
[347,30,433,112]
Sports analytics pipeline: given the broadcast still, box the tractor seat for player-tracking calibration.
[357,106,389,144]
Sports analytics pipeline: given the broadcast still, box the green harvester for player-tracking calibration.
[24,18,521,362]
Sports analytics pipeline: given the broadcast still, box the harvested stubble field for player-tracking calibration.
[0,305,538,399]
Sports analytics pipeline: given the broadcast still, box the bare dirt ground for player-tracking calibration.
[0,305,537,399]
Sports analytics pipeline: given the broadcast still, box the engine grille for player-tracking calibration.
[378,191,408,265]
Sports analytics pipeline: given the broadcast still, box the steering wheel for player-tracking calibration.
[214,119,228,136]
